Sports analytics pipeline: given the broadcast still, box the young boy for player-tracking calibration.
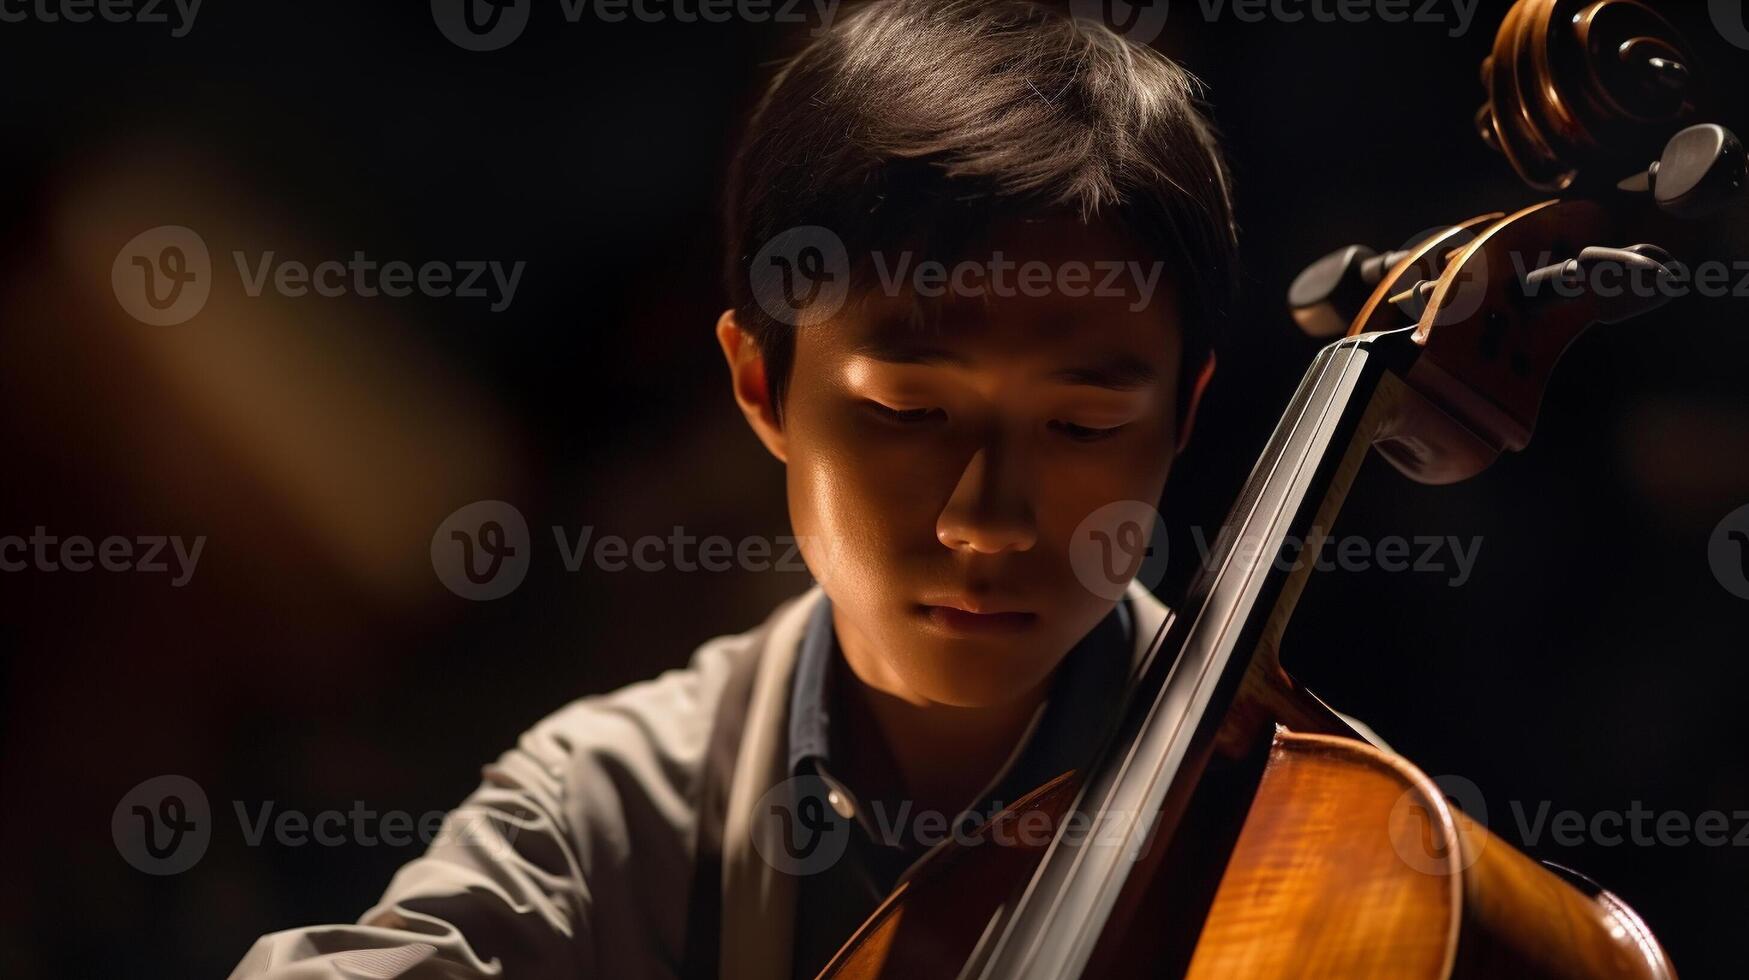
[230,1,1237,976]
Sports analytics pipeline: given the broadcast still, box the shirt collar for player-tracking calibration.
[786,594,838,776]
[786,594,1134,797]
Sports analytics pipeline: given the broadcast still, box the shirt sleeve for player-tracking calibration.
[226,635,747,980]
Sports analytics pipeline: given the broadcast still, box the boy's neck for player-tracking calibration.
[830,606,1051,827]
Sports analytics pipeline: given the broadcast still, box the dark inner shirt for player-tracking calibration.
[785,595,1136,978]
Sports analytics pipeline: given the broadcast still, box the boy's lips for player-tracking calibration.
[917,591,1031,615]
[914,596,1038,634]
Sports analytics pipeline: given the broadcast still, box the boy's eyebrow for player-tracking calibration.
[1048,355,1157,391]
[848,337,969,367]
[849,339,1158,391]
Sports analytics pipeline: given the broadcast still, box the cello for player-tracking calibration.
[817,0,1744,976]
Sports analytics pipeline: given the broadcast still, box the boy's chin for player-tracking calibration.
[901,640,1067,710]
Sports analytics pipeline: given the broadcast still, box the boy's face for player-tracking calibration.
[723,213,1189,709]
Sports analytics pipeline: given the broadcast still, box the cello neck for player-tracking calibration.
[970,327,1423,980]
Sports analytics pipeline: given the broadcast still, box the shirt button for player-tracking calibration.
[826,787,855,820]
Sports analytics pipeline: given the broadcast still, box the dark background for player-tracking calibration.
[1,0,1746,976]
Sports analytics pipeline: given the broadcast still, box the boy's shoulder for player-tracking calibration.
[515,585,819,801]
[228,591,823,980]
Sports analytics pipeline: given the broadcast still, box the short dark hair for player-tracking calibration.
[724,0,1239,423]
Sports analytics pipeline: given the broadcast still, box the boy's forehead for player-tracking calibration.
[944,209,1154,265]
[843,292,1167,348]
[828,287,1181,390]
[830,246,1182,363]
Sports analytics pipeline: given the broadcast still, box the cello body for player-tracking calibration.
[1183,729,1671,979]
[819,695,1673,979]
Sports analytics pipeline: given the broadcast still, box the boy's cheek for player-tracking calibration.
[786,453,914,593]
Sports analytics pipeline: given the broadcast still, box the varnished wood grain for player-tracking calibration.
[1184,729,1674,979]
[1183,730,1460,978]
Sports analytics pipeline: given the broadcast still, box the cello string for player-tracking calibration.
[1059,339,1369,954]
[984,336,1367,976]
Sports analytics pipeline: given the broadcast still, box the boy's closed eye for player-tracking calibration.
[864,401,1131,442]
[846,348,1156,434]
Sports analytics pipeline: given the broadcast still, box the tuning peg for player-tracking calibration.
[1288,244,1411,338]
[1648,124,1746,218]
[1520,244,1678,324]
[1387,279,1438,321]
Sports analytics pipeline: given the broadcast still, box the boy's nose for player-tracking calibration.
[936,446,1038,555]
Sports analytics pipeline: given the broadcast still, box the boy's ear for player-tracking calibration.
[1175,351,1216,452]
[716,309,788,464]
